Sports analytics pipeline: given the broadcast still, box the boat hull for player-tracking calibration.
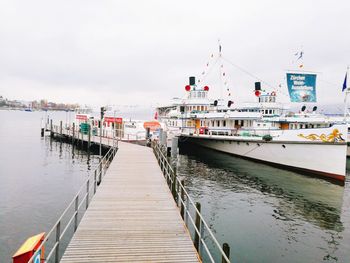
[180,135,347,184]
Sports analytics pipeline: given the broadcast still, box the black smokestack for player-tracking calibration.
[255,82,261,90]
[189,76,196,86]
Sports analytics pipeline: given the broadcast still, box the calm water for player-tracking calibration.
[177,145,350,262]
[0,110,100,262]
[1,110,350,263]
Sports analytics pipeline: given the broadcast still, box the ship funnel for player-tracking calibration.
[255,82,261,90]
[189,76,196,86]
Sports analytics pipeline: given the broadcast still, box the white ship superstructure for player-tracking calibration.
[157,77,347,184]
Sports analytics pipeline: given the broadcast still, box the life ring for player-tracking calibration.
[271,91,276,96]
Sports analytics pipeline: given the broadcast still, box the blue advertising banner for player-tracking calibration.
[286,73,317,102]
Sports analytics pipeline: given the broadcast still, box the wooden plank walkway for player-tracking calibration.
[60,141,200,262]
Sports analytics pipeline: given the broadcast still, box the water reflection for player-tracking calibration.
[178,144,349,263]
[0,111,101,262]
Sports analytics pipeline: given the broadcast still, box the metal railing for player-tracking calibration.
[152,141,231,263]
[50,122,145,146]
[28,145,118,263]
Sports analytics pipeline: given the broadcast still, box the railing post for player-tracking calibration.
[222,243,230,263]
[97,161,102,185]
[172,165,177,199]
[74,196,78,232]
[180,180,185,219]
[86,180,90,209]
[55,221,61,263]
[60,120,62,135]
[194,202,201,252]
[94,170,97,193]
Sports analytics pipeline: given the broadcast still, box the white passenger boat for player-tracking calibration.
[157,76,347,184]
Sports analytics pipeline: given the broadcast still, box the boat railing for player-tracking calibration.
[182,126,279,137]
[27,145,118,263]
[152,141,231,263]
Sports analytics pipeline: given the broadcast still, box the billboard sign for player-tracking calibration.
[286,73,317,102]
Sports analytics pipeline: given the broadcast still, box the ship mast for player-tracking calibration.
[344,66,349,121]
[218,40,223,105]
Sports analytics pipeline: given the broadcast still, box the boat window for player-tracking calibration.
[269,109,272,114]
[217,121,220,127]
[223,120,226,127]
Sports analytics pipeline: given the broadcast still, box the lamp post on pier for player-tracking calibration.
[100,106,106,157]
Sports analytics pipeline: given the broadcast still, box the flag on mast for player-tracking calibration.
[342,72,348,92]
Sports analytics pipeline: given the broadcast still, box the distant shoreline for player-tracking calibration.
[0,107,76,112]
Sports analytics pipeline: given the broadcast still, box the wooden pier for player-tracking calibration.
[60,141,200,262]
[31,123,230,263]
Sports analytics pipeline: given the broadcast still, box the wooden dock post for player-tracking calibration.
[72,122,75,144]
[194,202,201,252]
[55,221,61,263]
[222,243,230,263]
[159,128,163,145]
[171,137,178,158]
[87,124,91,150]
[41,118,44,137]
[180,180,185,219]
[50,119,53,137]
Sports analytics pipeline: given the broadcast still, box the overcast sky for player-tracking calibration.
[0,0,349,112]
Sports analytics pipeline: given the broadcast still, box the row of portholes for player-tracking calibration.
[216,141,287,149]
